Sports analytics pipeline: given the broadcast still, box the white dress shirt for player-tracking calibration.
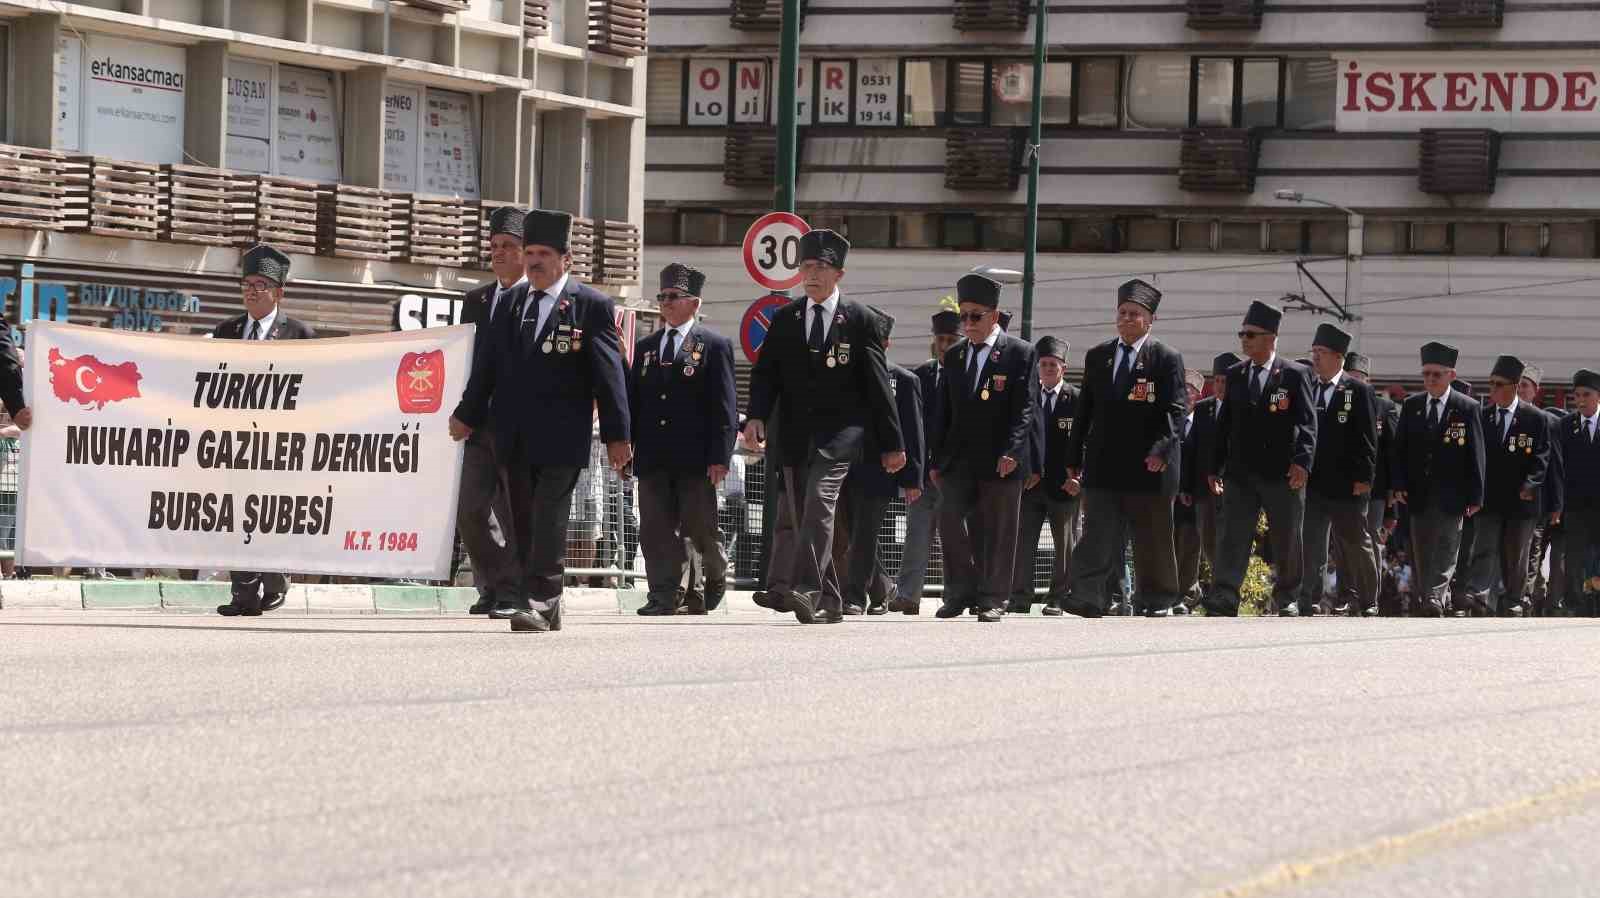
[489,274,527,321]
[1115,332,1151,378]
[1316,369,1344,409]
[245,307,278,340]
[966,323,1003,388]
[804,288,841,346]
[524,271,572,337]
[1492,397,1519,443]
[659,318,696,361]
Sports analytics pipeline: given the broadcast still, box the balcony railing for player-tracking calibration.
[1425,0,1504,28]
[397,0,471,13]
[1419,129,1501,195]
[1186,0,1265,30]
[524,0,551,38]
[0,142,641,285]
[589,0,648,57]
[953,0,1029,31]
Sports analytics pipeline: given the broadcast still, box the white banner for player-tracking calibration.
[1336,54,1600,132]
[82,34,187,164]
[18,322,474,578]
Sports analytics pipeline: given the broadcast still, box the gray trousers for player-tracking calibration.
[1302,492,1379,614]
[939,471,1025,613]
[1463,511,1536,613]
[1010,489,1078,606]
[637,471,728,605]
[1070,488,1180,613]
[1409,505,1465,613]
[1196,494,1221,592]
[770,449,852,614]
[457,438,518,597]
[1212,474,1305,614]
[895,482,943,603]
[504,463,580,607]
[843,491,895,608]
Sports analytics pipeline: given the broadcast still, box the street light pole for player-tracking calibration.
[1274,189,1364,328]
[1019,0,1046,340]
[774,0,801,214]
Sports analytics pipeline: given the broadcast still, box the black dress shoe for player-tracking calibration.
[468,595,497,615]
[508,609,550,632]
[1061,600,1103,619]
[704,583,727,612]
[866,602,888,616]
[810,607,844,624]
[637,599,676,616]
[490,598,531,620]
[753,591,791,613]
[1041,605,1065,617]
[788,591,817,624]
[1201,603,1239,617]
[260,593,286,613]
[1143,605,1175,617]
[1106,601,1131,616]
[679,590,708,615]
[934,602,965,619]
[216,602,262,617]
[977,608,1003,622]
[886,596,920,615]
[843,604,865,615]
[1170,602,1192,615]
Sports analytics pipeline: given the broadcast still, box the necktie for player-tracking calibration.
[247,319,261,341]
[1496,408,1507,442]
[1045,391,1055,417]
[1428,398,1441,430]
[1249,365,1264,402]
[808,305,825,353]
[1318,381,1332,412]
[663,328,678,365]
[1115,343,1133,384]
[1589,419,1596,444]
[968,344,983,395]
[520,290,546,348]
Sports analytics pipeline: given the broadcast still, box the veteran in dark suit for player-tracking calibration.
[1554,370,1600,616]
[1460,355,1551,616]
[1008,335,1080,616]
[1206,301,1317,617]
[212,245,317,617]
[455,207,524,617]
[742,229,904,625]
[1518,365,1567,615]
[839,310,923,616]
[1181,352,1236,607]
[628,264,738,616]
[1062,279,1186,617]
[1391,342,1486,616]
[927,274,1038,623]
[451,209,632,633]
[1344,352,1400,607]
[1299,324,1379,617]
[1173,368,1205,610]
[891,299,964,615]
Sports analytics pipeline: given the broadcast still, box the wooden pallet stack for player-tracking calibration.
[0,144,89,232]
[401,194,477,267]
[588,0,648,57]
[597,219,641,286]
[568,217,597,281]
[398,0,470,12]
[83,157,164,240]
[524,0,551,38]
[161,165,258,247]
[317,184,396,261]
[253,176,322,255]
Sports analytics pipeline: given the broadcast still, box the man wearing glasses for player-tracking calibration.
[1460,356,1552,616]
[451,209,632,633]
[628,264,737,616]
[455,207,525,618]
[213,245,316,617]
[742,229,903,624]
[1206,301,1317,617]
[929,273,1038,623]
[1061,279,1187,618]
[1391,342,1485,617]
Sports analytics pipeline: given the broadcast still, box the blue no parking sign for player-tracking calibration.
[739,293,791,364]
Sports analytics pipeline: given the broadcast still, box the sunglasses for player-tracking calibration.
[655,293,693,304]
[959,311,991,323]
[1488,378,1515,388]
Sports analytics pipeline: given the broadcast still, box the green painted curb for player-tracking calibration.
[439,587,479,612]
[372,585,441,613]
[159,581,233,609]
[81,581,162,609]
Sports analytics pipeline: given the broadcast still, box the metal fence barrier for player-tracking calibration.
[1,433,17,563]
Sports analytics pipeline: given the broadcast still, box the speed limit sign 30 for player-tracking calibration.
[741,211,811,292]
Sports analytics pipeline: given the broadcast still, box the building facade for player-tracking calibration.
[0,0,649,343]
[645,0,1600,397]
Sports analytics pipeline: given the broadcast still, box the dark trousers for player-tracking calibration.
[1463,511,1536,613]
[1196,493,1221,597]
[842,491,895,609]
[1175,510,1201,605]
[457,438,518,598]
[637,471,727,605]
[939,471,1025,613]
[229,571,288,603]
[1409,505,1465,614]
[504,463,581,607]
[1212,474,1305,614]
[1562,508,1600,616]
[1070,488,1180,613]
[1011,490,1078,607]
[1302,492,1379,614]
[770,448,852,614]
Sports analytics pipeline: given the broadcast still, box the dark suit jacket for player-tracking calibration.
[1556,412,1600,513]
[1212,355,1317,482]
[1481,401,1552,519]
[851,363,924,498]
[1373,393,1401,500]
[746,295,901,468]
[913,358,945,475]
[627,323,738,478]
[459,279,522,447]
[1542,406,1566,517]
[1391,389,1486,516]
[1176,412,1199,523]
[454,277,629,468]
[1064,336,1185,495]
[1307,374,1378,501]
[212,311,317,341]
[935,332,1039,481]
[1029,382,1080,500]
[0,324,22,415]
[1184,395,1223,496]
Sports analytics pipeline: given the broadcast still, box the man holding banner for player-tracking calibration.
[451,209,632,633]
[213,245,317,617]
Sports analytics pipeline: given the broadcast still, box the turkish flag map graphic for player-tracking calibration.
[49,348,143,409]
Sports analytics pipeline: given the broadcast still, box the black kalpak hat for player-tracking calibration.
[1212,352,1241,376]
[1522,364,1545,387]
[870,307,896,344]
[931,296,960,336]
[1312,323,1352,355]
[1243,300,1283,335]
[487,206,527,241]
[798,228,849,268]
[1344,352,1372,376]
[1574,369,1600,392]
[1420,341,1459,368]
[1451,379,1473,395]
[522,208,572,253]
[241,244,291,287]
[1036,335,1068,362]
[1490,355,1525,382]
[957,273,1003,309]
[1117,279,1161,314]
[659,263,706,297]
[997,310,1013,331]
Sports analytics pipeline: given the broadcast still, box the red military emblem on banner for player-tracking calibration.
[396,350,445,414]
[48,348,142,410]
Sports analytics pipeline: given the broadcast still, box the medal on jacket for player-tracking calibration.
[1130,380,1150,402]
[826,356,837,368]
[837,342,850,366]
[690,339,704,362]
[542,339,554,354]
[571,327,583,352]
[1058,418,1069,430]
[992,375,1006,393]
[556,322,572,354]
[684,365,696,377]
[981,377,991,401]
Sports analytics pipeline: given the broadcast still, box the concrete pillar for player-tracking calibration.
[10,14,61,149]
[184,42,229,168]
[343,66,388,188]
[479,88,524,203]
[537,107,587,215]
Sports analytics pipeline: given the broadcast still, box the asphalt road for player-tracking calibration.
[4,610,1600,898]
